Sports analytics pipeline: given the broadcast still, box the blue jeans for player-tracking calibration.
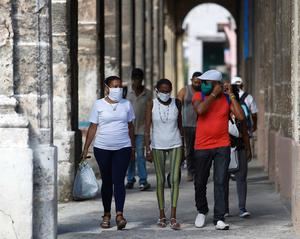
[127,135,148,184]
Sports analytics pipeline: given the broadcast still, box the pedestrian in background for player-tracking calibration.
[81,76,135,230]
[192,70,244,230]
[126,68,152,191]
[231,76,258,134]
[224,77,253,218]
[145,79,183,230]
[177,71,202,181]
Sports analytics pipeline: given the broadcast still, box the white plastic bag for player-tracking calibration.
[228,119,239,137]
[228,147,239,173]
[73,161,99,200]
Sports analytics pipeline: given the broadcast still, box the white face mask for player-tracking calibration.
[157,91,171,102]
[108,87,123,102]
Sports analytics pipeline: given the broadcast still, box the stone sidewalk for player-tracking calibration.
[58,160,299,239]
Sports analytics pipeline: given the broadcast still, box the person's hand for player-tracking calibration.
[212,83,223,96]
[181,147,185,164]
[80,149,89,161]
[223,82,233,95]
[246,148,252,162]
[146,148,153,163]
[131,147,136,161]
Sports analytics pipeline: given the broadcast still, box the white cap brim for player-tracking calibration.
[197,70,222,81]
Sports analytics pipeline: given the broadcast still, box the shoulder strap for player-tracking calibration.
[201,91,205,101]
[175,98,181,110]
[151,98,155,110]
[224,94,230,105]
[240,92,248,103]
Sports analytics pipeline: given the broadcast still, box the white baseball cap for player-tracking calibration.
[231,76,243,85]
[197,70,222,81]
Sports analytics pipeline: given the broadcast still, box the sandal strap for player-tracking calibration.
[116,214,124,220]
[157,217,167,227]
[157,217,167,223]
[102,215,111,220]
[170,218,180,230]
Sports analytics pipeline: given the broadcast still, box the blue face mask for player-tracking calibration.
[201,82,213,95]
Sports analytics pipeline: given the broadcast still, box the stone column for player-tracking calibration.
[176,31,185,92]
[122,0,134,85]
[104,0,121,77]
[152,0,160,85]
[158,0,165,78]
[11,0,57,238]
[145,0,153,90]
[0,3,33,239]
[78,0,98,129]
[291,0,300,233]
[164,23,176,91]
[52,0,79,202]
[134,0,145,70]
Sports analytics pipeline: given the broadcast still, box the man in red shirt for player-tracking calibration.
[192,70,244,230]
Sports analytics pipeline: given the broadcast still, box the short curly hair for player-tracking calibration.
[131,68,144,80]
[156,79,172,90]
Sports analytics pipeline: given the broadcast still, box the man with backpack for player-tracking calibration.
[224,76,257,218]
[224,82,252,218]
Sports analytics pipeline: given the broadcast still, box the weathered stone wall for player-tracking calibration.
[122,0,134,84]
[135,0,145,71]
[145,0,153,90]
[291,0,300,233]
[52,0,78,202]
[164,23,176,93]
[253,0,292,193]
[104,0,121,77]
[78,0,98,126]
[9,0,57,238]
[251,0,300,234]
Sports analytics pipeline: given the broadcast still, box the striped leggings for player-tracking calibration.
[152,147,182,210]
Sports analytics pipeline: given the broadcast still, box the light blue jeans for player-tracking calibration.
[127,135,148,185]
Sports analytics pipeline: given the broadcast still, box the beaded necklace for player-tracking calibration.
[158,101,170,123]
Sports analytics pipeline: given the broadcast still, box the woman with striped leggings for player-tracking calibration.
[144,79,184,230]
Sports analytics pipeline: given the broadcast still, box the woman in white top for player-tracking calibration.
[81,76,135,230]
[145,79,183,230]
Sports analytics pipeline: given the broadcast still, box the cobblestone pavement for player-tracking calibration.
[58,160,299,239]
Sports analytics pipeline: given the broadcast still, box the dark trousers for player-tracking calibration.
[183,127,196,176]
[94,147,131,213]
[225,149,248,212]
[194,147,230,223]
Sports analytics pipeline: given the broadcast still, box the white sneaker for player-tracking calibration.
[215,220,229,230]
[195,213,206,228]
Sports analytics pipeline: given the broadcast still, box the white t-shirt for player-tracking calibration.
[88,98,135,150]
[239,89,258,114]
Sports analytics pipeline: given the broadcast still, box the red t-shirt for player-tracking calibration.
[192,93,231,150]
